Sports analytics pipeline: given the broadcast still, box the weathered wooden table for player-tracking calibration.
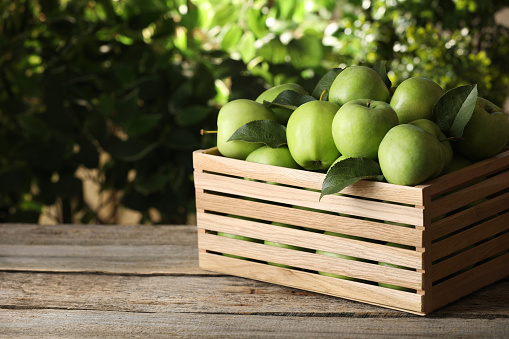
[1,224,508,338]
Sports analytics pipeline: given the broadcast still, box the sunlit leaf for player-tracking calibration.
[228,120,287,148]
[320,158,384,200]
[312,68,343,100]
[432,84,478,137]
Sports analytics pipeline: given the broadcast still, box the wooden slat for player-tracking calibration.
[431,212,509,262]
[198,232,423,290]
[421,149,509,197]
[197,212,424,269]
[430,192,509,241]
[429,170,509,219]
[432,232,509,282]
[194,171,424,226]
[199,252,425,315]
[196,192,423,247]
[431,252,509,312]
[193,148,425,205]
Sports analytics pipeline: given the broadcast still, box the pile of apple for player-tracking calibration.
[215,64,509,192]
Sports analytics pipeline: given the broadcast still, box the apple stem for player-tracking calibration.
[319,89,328,101]
[200,129,218,135]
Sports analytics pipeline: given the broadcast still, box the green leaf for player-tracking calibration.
[126,113,162,137]
[227,120,287,148]
[17,115,51,138]
[176,105,213,126]
[134,171,170,194]
[432,84,478,137]
[105,138,159,162]
[238,31,256,64]
[372,60,392,90]
[320,158,384,200]
[259,38,287,65]
[246,8,267,39]
[211,3,238,27]
[220,24,243,51]
[311,68,343,100]
[288,35,324,69]
[265,90,316,110]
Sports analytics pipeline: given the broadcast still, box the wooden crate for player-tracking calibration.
[193,147,509,315]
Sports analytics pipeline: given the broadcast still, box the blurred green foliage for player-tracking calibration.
[1,0,508,224]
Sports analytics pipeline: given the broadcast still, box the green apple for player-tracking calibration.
[328,66,391,106]
[265,222,312,268]
[378,242,416,292]
[409,119,453,172]
[245,145,301,169]
[454,97,509,161]
[256,83,308,125]
[217,99,276,160]
[378,124,446,186]
[316,231,367,281]
[286,100,340,171]
[332,99,399,160]
[389,77,445,124]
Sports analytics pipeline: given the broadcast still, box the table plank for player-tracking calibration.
[0,224,197,246]
[1,272,508,317]
[1,309,508,338]
[0,244,210,275]
[1,223,508,338]
[0,224,217,275]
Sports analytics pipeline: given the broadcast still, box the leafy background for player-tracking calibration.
[1,0,508,224]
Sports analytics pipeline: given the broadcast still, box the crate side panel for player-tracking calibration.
[422,149,509,197]
[197,212,424,269]
[432,231,509,282]
[199,252,425,315]
[198,232,424,290]
[429,170,509,219]
[430,192,509,241]
[431,211,509,262]
[193,148,425,205]
[196,191,424,247]
[430,252,509,312]
[194,171,424,226]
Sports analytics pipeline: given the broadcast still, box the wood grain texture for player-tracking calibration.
[430,192,509,241]
[0,224,213,275]
[199,252,425,314]
[194,172,424,226]
[2,309,509,339]
[1,224,509,338]
[196,195,424,247]
[431,212,509,262]
[198,214,424,269]
[429,170,509,219]
[193,148,424,205]
[198,232,424,290]
[421,148,509,197]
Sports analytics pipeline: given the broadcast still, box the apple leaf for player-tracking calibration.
[320,158,384,201]
[227,119,287,148]
[264,89,316,111]
[372,60,392,91]
[311,68,343,100]
[433,84,478,138]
